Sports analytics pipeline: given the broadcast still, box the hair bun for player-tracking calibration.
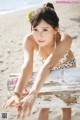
[46,2,54,10]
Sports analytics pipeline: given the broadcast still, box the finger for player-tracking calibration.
[2,101,7,108]
[10,97,20,108]
[5,100,18,108]
[6,100,15,108]
[9,102,19,107]
[2,97,20,108]
[2,99,11,108]
[22,110,26,120]
[17,102,23,119]
[3,100,13,108]
[27,105,32,116]
[21,104,28,120]
[17,108,22,119]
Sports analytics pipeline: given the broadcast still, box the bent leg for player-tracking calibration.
[62,108,71,120]
[38,108,50,120]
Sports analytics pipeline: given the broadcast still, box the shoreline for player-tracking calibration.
[0,6,37,16]
[0,0,48,16]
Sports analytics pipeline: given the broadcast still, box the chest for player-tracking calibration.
[38,47,55,59]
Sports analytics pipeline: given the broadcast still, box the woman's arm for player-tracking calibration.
[17,35,72,118]
[14,35,34,96]
[30,35,72,94]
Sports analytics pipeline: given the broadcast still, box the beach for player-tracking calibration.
[0,2,80,120]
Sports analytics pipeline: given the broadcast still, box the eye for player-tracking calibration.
[33,28,38,31]
[43,29,48,31]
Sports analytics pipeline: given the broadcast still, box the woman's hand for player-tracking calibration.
[17,91,38,120]
[2,94,21,108]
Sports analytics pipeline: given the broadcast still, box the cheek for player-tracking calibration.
[33,34,39,43]
[46,33,54,41]
[33,33,38,39]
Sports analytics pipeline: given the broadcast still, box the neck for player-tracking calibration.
[39,43,54,51]
[39,32,61,51]
[56,31,61,43]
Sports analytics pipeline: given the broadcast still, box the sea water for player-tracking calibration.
[0,0,52,15]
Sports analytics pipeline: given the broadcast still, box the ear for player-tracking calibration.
[54,27,58,34]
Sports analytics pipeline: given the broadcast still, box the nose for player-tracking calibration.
[38,31,43,37]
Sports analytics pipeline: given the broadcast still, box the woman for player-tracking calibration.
[3,3,76,120]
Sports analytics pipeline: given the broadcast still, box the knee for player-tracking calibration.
[40,108,50,114]
[62,108,71,114]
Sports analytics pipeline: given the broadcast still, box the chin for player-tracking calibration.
[38,44,46,47]
[38,42,48,47]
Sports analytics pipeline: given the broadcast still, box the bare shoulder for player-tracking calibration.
[23,34,39,50]
[61,32,72,43]
[57,32,72,50]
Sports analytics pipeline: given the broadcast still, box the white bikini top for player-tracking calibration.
[37,51,69,64]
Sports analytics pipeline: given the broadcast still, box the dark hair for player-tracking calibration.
[29,2,59,29]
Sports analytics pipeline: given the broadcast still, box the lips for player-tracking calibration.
[38,40,45,43]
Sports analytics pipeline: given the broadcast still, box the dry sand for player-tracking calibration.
[0,2,80,120]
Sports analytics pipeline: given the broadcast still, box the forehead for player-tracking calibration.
[35,19,52,28]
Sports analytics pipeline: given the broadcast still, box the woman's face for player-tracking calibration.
[32,19,56,47]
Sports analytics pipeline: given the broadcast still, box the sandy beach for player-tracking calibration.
[0,2,80,120]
